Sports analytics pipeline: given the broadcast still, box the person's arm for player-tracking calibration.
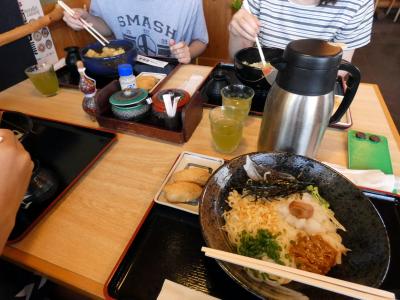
[62,8,113,37]
[0,129,33,253]
[342,49,355,62]
[338,49,355,78]
[169,39,207,64]
[228,8,260,59]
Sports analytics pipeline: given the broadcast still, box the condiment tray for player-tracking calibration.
[154,151,224,214]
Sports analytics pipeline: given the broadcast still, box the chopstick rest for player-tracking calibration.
[201,247,395,300]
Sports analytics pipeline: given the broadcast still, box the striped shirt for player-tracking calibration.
[248,0,374,50]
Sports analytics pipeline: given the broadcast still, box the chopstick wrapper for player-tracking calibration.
[157,279,220,300]
[323,162,400,194]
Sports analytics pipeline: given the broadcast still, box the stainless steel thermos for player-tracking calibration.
[257,39,361,157]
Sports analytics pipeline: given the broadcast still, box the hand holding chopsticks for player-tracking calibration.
[58,1,109,46]
[241,0,273,77]
[202,247,395,300]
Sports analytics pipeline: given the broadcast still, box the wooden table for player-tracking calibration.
[0,64,399,299]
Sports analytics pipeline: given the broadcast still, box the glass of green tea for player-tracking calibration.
[221,84,255,122]
[209,106,243,154]
[25,63,59,96]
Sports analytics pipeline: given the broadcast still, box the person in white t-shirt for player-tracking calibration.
[229,0,374,62]
[63,0,209,64]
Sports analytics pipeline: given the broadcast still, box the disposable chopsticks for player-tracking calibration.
[57,1,109,46]
[201,247,395,300]
[241,0,268,72]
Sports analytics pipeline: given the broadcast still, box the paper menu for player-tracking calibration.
[18,0,58,65]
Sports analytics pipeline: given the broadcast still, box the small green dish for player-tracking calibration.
[109,88,151,120]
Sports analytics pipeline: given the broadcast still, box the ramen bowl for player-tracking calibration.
[199,152,390,299]
[234,47,282,90]
[81,39,137,77]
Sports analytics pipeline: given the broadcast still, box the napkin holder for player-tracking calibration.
[94,80,203,143]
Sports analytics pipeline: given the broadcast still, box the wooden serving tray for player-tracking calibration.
[94,79,203,144]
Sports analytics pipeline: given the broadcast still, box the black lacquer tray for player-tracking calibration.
[198,63,269,115]
[57,56,179,90]
[196,63,345,118]
[105,195,400,300]
[7,116,116,242]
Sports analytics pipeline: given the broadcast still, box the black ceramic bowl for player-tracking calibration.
[81,39,137,77]
[234,47,283,90]
[0,111,33,142]
[199,152,390,299]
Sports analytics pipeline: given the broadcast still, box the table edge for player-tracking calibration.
[2,246,104,299]
[369,83,400,149]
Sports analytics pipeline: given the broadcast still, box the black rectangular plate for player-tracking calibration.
[106,197,400,299]
[57,56,179,90]
[8,116,116,242]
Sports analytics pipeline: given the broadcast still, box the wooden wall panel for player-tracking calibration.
[199,0,234,66]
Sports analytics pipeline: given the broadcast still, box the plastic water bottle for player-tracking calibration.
[118,64,136,90]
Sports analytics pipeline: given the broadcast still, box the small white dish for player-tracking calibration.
[154,151,225,215]
[136,72,167,93]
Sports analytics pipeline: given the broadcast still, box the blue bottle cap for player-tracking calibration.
[118,64,133,77]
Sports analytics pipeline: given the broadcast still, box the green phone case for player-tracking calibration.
[348,130,393,174]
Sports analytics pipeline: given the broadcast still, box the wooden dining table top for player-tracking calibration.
[0,64,399,299]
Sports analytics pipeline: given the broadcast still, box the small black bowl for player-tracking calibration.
[0,111,33,142]
[234,47,283,90]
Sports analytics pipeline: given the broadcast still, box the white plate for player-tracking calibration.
[154,151,225,215]
[136,72,167,93]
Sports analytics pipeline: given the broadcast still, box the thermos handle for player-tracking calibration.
[329,60,361,124]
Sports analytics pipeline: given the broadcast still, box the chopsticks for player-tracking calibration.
[241,0,269,75]
[58,1,109,46]
[202,247,395,300]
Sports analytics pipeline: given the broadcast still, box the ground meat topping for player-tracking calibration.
[289,234,338,274]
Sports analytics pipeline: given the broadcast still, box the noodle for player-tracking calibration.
[223,189,347,284]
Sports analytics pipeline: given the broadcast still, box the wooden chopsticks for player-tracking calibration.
[241,0,268,70]
[201,247,395,300]
[57,1,109,46]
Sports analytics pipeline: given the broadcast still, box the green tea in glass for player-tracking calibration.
[209,106,243,154]
[25,63,59,96]
[221,84,254,122]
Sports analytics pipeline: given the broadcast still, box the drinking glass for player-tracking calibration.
[221,84,254,122]
[209,106,243,154]
[25,63,59,96]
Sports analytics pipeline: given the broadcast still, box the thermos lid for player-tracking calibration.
[283,39,342,70]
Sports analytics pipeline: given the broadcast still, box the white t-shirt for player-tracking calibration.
[248,0,374,50]
[90,0,209,57]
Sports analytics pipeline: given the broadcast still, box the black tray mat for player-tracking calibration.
[199,63,345,117]
[107,203,259,300]
[106,196,400,299]
[57,56,179,90]
[8,117,116,242]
